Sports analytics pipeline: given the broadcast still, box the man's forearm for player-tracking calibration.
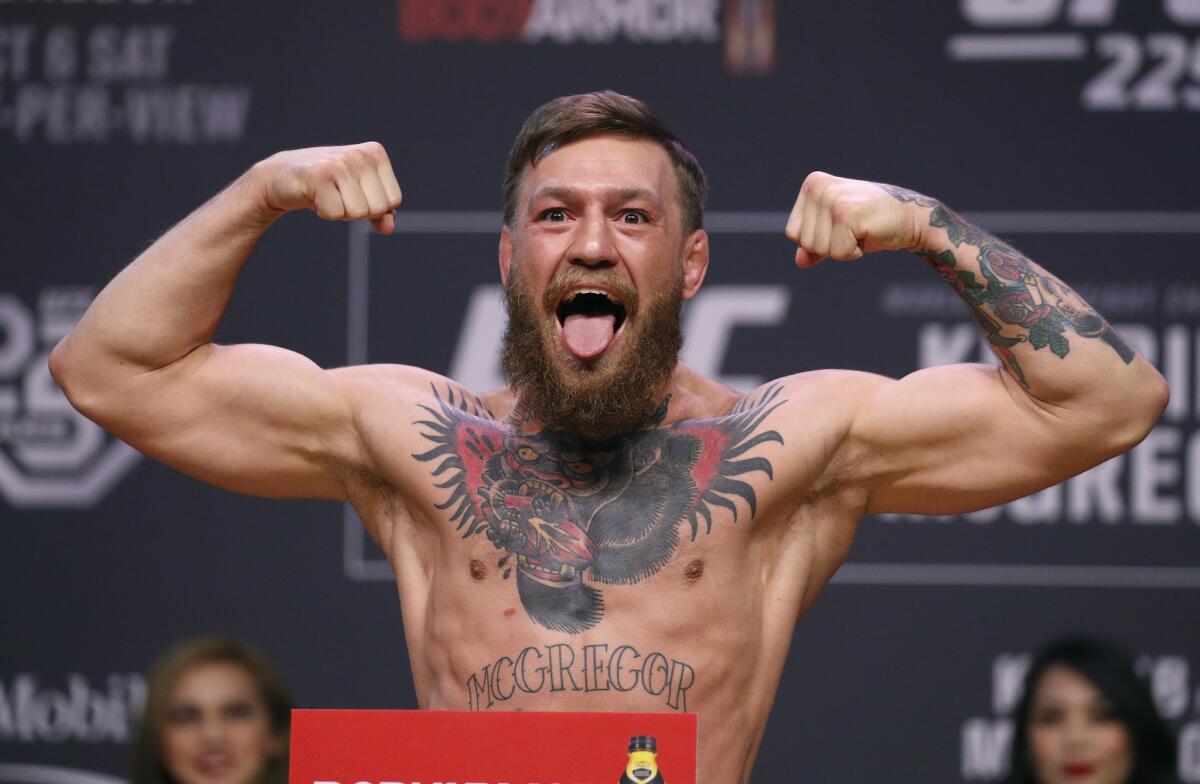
[52,166,280,386]
[881,186,1152,407]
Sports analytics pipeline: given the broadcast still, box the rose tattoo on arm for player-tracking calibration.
[882,185,1134,387]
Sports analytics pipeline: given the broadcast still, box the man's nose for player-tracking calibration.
[567,213,616,269]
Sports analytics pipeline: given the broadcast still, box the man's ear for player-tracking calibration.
[499,225,513,286]
[681,229,709,300]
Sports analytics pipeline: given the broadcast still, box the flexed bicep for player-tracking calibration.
[49,142,410,500]
[100,342,367,500]
[847,363,1120,517]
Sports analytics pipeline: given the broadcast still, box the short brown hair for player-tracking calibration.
[503,91,709,234]
[131,637,294,784]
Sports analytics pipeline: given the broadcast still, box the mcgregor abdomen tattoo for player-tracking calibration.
[466,642,695,712]
[413,386,785,634]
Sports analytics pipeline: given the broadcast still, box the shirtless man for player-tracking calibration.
[50,92,1168,782]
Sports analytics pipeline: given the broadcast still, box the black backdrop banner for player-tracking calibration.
[2,1,1199,781]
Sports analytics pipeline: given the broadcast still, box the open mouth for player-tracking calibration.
[555,288,628,361]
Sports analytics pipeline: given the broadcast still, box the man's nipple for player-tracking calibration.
[684,559,704,581]
[469,559,487,581]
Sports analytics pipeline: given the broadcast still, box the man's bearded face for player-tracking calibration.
[500,256,684,439]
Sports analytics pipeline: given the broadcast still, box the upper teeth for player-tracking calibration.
[567,289,615,303]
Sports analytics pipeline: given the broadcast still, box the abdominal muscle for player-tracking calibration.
[381,501,819,784]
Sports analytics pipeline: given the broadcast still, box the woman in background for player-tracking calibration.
[1005,635,1178,784]
[132,637,294,784]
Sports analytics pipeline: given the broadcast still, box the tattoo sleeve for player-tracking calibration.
[880,185,1134,389]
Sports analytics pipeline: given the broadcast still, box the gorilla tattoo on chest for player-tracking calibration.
[413,386,785,634]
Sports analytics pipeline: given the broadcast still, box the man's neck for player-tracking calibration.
[480,363,743,435]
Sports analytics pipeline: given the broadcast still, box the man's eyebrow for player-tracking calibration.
[529,185,579,204]
[614,187,663,208]
[527,185,664,208]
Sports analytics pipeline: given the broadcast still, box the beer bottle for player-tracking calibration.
[619,735,664,784]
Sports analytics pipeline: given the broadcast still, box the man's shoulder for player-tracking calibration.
[664,370,882,523]
[330,363,504,417]
[740,369,893,418]
[727,370,896,489]
[669,367,891,438]
[330,361,446,389]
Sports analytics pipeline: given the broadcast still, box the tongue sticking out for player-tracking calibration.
[562,313,617,360]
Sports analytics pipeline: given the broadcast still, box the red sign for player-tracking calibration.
[290,709,697,784]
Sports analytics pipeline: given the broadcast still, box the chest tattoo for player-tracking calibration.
[413,386,785,634]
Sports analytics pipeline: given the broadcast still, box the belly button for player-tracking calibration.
[684,559,704,581]
[469,559,487,581]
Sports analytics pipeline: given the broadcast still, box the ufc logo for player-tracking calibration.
[961,0,1200,26]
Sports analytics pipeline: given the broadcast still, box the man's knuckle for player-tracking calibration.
[309,160,335,182]
[327,156,353,179]
[342,147,369,168]
[316,199,342,220]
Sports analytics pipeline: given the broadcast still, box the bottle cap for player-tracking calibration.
[628,735,657,753]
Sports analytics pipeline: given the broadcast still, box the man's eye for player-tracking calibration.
[622,211,648,225]
[542,209,567,222]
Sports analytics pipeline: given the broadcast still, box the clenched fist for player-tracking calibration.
[252,142,403,235]
[785,172,930,268]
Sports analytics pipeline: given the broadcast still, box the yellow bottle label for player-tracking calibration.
[624,750,659,782]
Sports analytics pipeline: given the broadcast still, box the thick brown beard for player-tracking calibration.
[501,265,683,439]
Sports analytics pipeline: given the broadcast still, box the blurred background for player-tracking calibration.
[1,0,1198,781]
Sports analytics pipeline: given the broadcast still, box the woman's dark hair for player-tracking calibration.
[1005,635,1178,784]
[131,637,294,784]
[502,90,709,234]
